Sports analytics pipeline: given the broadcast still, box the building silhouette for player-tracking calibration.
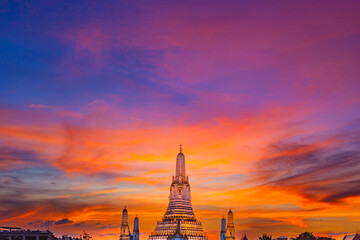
[0,227,54,240]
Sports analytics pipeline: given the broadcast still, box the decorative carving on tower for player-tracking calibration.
[148,145,208,240]
[167,219,188,240]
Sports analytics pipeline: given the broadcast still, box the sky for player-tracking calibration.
[1,0,360,240]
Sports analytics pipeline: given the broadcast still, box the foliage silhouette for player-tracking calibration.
[259,234,272,240]
[295,232,317,240]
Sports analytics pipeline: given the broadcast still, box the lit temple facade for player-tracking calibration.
[225,210,235,240]
[148,145,208,240]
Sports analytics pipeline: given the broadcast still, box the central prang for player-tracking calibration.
[148,145,208,240]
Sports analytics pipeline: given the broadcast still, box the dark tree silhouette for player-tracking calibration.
[80,231,93,240]
[295,232,317,240]
[317,237,335,240]
[259,234,272,240]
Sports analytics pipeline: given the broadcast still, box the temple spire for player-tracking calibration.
[226,209,235,240]
[221,215,226,240]
[120,207,131,240]
[133,215,139,240]
[176,144,185,179]
[148,146,208,240]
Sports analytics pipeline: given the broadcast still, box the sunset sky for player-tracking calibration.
[1,1,360,240]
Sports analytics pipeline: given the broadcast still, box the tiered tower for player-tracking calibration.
[120,208,132,240]
[148,145,208,240]
[225,210,235,240]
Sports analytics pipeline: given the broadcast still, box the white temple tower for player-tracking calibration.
[120,207,132,240]
[148,145,208,240]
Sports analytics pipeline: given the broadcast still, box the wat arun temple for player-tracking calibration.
[148,145,208,240]
[119,145,236,240]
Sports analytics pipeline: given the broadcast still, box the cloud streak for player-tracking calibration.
[255,119,360,204]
